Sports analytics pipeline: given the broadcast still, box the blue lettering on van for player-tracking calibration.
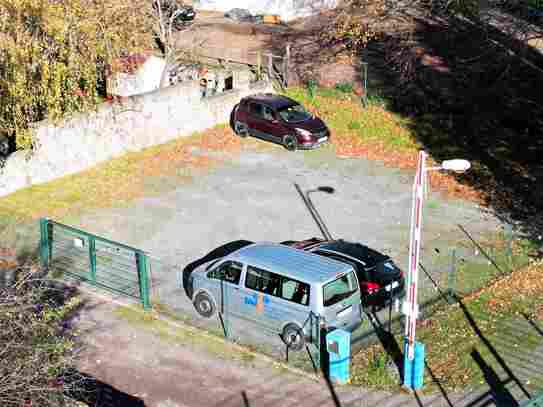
[244,294,258,306]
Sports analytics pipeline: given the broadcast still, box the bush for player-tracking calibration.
[335,82,354,94]
[0,262,83,406]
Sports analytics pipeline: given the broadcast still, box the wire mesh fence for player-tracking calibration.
[351,224,533,352]
[147,254,323,372]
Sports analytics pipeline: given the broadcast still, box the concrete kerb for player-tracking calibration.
[69,279,322,384]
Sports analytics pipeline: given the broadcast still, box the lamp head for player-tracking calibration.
[441,159,471,173]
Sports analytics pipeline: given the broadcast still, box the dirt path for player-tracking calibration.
[73,291,542,407]
[74,294,404,407]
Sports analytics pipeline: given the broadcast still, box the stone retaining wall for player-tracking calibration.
[0,77,273,197]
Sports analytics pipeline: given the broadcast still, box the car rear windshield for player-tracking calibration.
[277,104,312,123]
[323,272,358,307]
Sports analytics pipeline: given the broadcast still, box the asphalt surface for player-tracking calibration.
[66,147,501,355]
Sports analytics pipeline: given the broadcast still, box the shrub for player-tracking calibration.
[335,82,354,93]
[0,262,83,406]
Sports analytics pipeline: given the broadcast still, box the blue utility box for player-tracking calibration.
[403,339,425,390]
[326,328,351,384]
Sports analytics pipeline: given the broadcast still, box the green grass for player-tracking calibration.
[0,127,257,252]
[351,252,543,394]
[113,305,259,364]
[283,87,419,152]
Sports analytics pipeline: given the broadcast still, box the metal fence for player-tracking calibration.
[187,44,291,88]
[146,254,324,370]
[40,218,151,310]
[39,217,535,381]
[39,220,324,371]
[351,224,530,351]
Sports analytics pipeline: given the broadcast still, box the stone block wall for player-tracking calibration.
[0,79,273,197]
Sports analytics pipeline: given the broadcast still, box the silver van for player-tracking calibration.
[188,243,362,350]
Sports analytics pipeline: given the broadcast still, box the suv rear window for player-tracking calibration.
[323,272,358,307]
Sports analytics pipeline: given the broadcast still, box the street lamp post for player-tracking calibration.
[402,150,470,390]
[294,184,335,241]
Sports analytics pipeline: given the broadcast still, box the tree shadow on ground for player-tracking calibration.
[63,368,146,407]
[456,298,532,405]
[358,6,543,243]
[367,309,455,406]
[469,348,520,407]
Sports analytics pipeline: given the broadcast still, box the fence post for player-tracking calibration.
[447,248,457,303]
[88,237,97,283]
[316,314,322,370]
[362,62,369,106]
[267,53,273,82]
[504,223,513,269]
[39,218,50,270]
[256,51,262,81]
[285,43,290,87]
[136,251,151,310]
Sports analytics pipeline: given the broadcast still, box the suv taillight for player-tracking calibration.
[364,282,381,294]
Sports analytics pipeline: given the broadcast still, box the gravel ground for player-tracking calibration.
[62,146,501,355]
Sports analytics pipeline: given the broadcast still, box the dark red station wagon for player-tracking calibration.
[231,94,330,151]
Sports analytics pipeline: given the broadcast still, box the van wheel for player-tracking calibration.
[282,324,305,351]
[194,292,216,318]
[283,135,298,151]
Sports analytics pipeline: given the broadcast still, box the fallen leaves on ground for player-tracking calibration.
[305,93,485,204]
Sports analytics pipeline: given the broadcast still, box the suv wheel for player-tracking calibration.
[283,135,298,151]
[234,121,248,137]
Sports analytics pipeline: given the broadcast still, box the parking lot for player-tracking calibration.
[66,143,501,356]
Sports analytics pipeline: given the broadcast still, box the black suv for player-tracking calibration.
[282,238,405,310]
[231,94,330,151]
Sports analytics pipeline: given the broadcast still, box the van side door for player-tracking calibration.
[204,260,244,316]
[241,265,310,333]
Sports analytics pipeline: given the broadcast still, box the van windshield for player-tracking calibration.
[323,272,358,307]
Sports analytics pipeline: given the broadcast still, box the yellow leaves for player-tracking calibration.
[1,0,153,148]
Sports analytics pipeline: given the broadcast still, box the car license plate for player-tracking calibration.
[318,137,327,143]
[385,281,399,292]
[337,305,352,318]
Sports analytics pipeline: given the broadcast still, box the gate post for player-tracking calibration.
[447,248,457,303]
[88,237,97,283]
[136,251,151,310]
[39,218,51,270]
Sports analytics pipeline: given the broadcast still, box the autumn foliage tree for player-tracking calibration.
[0,0,153,149]
[326,0,480,51]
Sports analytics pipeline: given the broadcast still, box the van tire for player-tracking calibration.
[194,292,216,318]
[282,324,305,351]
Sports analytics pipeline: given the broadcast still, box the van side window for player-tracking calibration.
[245,266,280,296]
[207,261,242,285]
[323,272,358,307]
[245,266,310,306]
[282,279,310,306]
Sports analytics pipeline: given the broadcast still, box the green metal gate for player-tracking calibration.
[40,218,150,309]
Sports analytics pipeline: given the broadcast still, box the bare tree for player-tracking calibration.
[151,0,198,88]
